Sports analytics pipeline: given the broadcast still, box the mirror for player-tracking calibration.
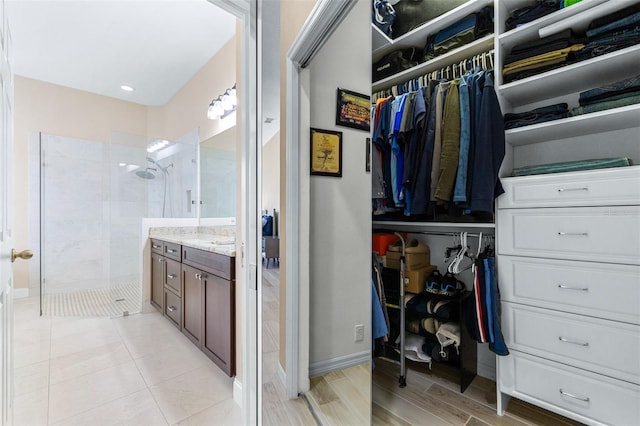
[199,125,237,218]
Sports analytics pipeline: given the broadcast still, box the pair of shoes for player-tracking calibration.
[425,271,465,297]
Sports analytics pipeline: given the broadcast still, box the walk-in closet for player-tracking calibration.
[370,0,640,425]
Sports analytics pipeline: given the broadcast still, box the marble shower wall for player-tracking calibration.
[41,134,147,293]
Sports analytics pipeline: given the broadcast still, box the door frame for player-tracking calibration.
[284,0,357,398]
[208,0,260,424]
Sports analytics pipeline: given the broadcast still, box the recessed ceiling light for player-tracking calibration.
[118,162,127,167]
[120,85,134,92]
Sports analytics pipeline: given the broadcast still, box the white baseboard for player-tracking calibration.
[309,351,370,377]
[233,379,242,407]
[13,288,29,299]
[277,364,286,387]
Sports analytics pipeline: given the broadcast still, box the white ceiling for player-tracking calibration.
[6,0,237,106]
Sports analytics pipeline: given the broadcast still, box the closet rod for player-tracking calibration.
[407,231,493,238]
[374,49,494,98]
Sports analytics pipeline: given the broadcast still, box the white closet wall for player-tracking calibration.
[306,0,372,375]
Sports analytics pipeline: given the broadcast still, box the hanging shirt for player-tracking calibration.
[430,81,448,202]
[453,75,471,205]
[435,79,461,203]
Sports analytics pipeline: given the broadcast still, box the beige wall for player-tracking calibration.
[147,36,237,143]
[13,76,149,288]
[278,0,318,370]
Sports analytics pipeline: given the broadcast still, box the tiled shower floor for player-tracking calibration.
[42,284,140,317]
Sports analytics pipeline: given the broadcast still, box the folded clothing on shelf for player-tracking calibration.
[504,103,568,129]
[579,73,640,105]
[511,157,633,177]
[505,0,561,31]
[503,5,640,83]
[504,29,584,65]
[568,74,640,116]
[502,44,584,83]
[573,5,640,62]
[570,92,640,116]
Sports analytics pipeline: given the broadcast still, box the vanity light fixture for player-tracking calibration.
[146,139,170,153]
[207,83,237,120]
[120,84,135,92]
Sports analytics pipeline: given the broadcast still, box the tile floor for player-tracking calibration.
[13,296,243,426]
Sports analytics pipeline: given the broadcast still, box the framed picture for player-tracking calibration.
[336,88,370,131]
[310,128,342,177]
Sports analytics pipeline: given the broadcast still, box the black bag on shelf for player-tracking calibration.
[392,0,467,39]
[423,6,494,61]
[373,47,422,81]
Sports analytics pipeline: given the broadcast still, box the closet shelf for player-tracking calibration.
[505,104,640,146]
[372,221,495,234]
[372,0,492,60]
[498,44,640,107]
[497,0,609,52]
[372,35,494,92]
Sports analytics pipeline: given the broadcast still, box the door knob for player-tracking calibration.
[11,249,33,263]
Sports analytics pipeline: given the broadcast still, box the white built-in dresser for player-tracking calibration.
[494,1,640,424]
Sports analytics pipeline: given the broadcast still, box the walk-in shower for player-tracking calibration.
[35,129,197,317]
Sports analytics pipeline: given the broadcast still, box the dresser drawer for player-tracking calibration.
[163,241,182,261]
[182,246,234,280]
[497,206,640,264]
[499,352,640,426]
[499,256,640,324]
[150,239,164,255]
[164,290,181,329]
[498,166,640,209]
[164,258,181,296]
[503,304,640,383]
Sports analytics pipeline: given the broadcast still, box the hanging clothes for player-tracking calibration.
[371,65,505,219]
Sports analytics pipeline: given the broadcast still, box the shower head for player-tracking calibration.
[136,167,156,180]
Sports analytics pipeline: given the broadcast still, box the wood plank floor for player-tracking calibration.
[262,263,582,426]
[372,358,584,426]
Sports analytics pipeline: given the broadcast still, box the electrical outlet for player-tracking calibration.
[355,324,365,342]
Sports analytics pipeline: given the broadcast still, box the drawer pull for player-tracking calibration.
[166,249,177,253]
[167,306,176,312]
[158,258,164,263]
[558,284,589,292]
[558,232,589,236]
[558,187,588,193]
[559,389,590,402]
[167,274,176,279]
[558,336,589,347]
[152,244,161,249]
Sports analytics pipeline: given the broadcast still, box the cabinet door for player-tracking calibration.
[150,253,165,311]
[182,264,203,346]
[203,274,235,376]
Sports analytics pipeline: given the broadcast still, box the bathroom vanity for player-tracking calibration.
[149,230,236,377]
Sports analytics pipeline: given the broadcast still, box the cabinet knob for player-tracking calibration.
[167,274,176,279]
[195,273,201,280]
[168,306,176,312]
[158,258,164,263]
[166,249,176,253]
[152,244,161,249]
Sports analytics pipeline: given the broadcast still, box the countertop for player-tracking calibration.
[152,235,236,257]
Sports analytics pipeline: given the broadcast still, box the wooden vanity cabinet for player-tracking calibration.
[149,238,235,377]
[150,239,165,311]
[182,246,236,377]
